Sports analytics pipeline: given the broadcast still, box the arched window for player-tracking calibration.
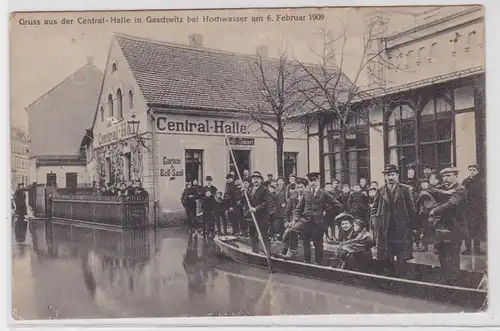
[417,47,426,66]
[100,106,104,122]
[116,89,123,119]
[112,63,118,72]
[128,90,134,109]
[406,50,415,69]
[429,43,437,63]
[107,94,114,117]
[386,89,454,180]
[466,31,477,52]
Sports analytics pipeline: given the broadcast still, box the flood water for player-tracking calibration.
[12,220,468,320]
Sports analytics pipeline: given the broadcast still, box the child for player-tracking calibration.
[339,184,351,212]
[420,179,430,191]
[359,177,369,195]
[214,191,227,235]
[201,189,217,237]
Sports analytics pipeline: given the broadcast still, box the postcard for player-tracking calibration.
[10,5,487,322]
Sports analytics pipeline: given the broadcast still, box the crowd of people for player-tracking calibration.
[95,179,149,199]
[181,163,486,284]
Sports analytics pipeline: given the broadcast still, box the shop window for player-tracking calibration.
[387,89,454,181]
[284,152,298,180]
[323,114,369,185]
[116,89,123,119]
[185,150,204,185]
[100,106,104,122]
[66,172,78,189]
[46,173,57,187]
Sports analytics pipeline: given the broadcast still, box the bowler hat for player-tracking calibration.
[205,176,213,181]
[335,212,355,223]
[440,167,459,176]
[307,172,321,181]
[382,164,399,174]
[251,171,263,180]
[225,174,234,179]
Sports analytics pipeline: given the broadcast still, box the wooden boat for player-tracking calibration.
[214,235,487,310]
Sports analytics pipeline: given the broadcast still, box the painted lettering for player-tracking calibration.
[155,116,250,135]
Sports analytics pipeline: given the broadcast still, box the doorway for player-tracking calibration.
[229,150,251,178]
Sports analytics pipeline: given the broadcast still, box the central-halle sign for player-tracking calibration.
[156,116,249,135]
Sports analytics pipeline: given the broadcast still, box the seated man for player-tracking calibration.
[334,218,374,271]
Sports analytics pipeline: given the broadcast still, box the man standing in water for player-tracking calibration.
[371,164,416,276]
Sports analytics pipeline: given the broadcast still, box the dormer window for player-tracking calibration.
[111,62,118,72]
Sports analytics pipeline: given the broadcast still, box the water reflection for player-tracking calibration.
[13,220,464,319]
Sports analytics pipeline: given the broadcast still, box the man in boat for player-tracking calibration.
[245,171,272,255]
[334,216,374,271]
[371,164,416,276]
[277,177,308,259]
[427,167,468,285]
[223,173,239,235]
[290,172,342,265]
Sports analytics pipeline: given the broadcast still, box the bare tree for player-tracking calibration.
[295,16,402,183]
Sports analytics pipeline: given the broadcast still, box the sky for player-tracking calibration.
[10,6,462,130]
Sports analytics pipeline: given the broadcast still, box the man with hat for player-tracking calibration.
[263,173,274,188]
[203,176,218,196]
[244,171,272,254]
[427,167,468,284]
[223,173,239,235]
[461,164,486,255]
[285,174,297,200]
[278,176,308,258]
[371,164,416,276]
[290,172,342,264]
[13,182,27,222]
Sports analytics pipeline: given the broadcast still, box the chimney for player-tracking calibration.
[256,45,268,57]
[86,56,94,64]
[189,34,203,47]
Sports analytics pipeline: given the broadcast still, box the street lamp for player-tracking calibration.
[127,113,150,150]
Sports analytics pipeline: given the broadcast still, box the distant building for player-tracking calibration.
[310,6,485,185]
[11,127,29,188]
[26,59,103,188]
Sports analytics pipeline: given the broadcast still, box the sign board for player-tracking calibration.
[156,116,249,135]
[226,137,255,146]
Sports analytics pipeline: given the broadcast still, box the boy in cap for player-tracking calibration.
[290,172,342,264]
[461,164,486,255]
[285,174,297,200]
[203,176,218,196]
[371,164,416,276]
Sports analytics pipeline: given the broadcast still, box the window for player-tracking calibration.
[66,172,78,188]
[128,90,134,109]
[124,152,132,181]
[185,150,204,185]
[116,89,123,119]
[406,50,414,69]
[466,31,477,52]
[112,63,117,72]
[107,94,114,117]
[429,43,437,63]
[100,106,104,122]
[284,152,298,180]
[105,157,112,184]
[386,89,454,181]
[323,114,370,185]
[417,47,426,66]
[46,173,57,186]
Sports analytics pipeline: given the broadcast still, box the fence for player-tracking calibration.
[51,195,149,228]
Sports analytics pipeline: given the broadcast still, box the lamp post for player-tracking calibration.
[127,113,150,150]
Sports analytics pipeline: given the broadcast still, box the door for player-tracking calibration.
[229,150,251,178]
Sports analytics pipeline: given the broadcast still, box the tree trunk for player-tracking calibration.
[339,126,348,184]
[276,127,284,177]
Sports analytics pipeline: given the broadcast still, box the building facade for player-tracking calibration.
[26,60,103,188]
[86,34,309,224]
[310,6,485,185]
[11,127,29,188]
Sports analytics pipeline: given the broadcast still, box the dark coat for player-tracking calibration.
[223,182,238,209]
[271,189,286,219]
[292,188,342,227]
[285,193,300,223]
[371,182,417,261]
[348,191,368,219]
[201,196,216,221]
[14,189,27,216]
[182,186,199,210]
[246,184,270,224]
[339,192,351,212]
[203,184,218,197]
[428,182,468,244]
[462,175,486,239]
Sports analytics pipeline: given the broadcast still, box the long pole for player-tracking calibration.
[225,135,272,273]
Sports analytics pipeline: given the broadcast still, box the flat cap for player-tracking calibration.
[440,167,459,175]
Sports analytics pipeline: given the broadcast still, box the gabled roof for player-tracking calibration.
[114,33,354,114]
[26,64,103,157]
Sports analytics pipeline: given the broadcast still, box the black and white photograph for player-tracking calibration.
[9,4,488,322]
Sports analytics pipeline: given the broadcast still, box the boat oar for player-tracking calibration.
[225,135,273,273]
